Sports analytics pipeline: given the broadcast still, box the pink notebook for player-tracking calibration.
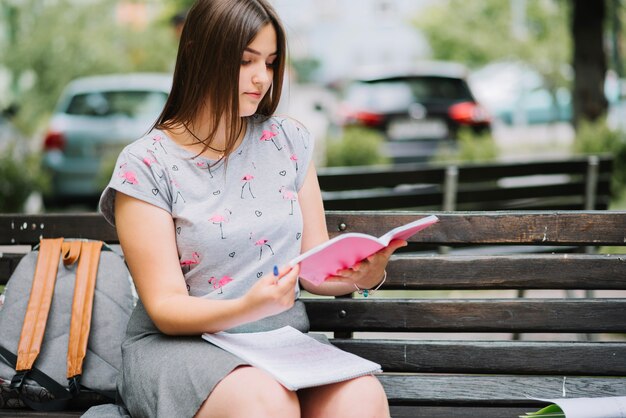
[290,215,439,285]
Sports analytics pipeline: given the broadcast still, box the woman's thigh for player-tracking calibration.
[298,375,390,418]
[194,366,300,418]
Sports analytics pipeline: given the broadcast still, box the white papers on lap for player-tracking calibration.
[202,326,382,391]
[529,396,626,418]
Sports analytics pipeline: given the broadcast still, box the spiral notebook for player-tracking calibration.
[202,326,382,391]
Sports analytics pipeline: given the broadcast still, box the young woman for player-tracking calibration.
[99,1,403,416]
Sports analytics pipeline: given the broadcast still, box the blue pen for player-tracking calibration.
[273,265,279,277]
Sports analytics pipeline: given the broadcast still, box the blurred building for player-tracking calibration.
[270,0,435,84]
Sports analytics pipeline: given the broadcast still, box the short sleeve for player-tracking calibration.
[277,117,315,192]
[99,144,172,226]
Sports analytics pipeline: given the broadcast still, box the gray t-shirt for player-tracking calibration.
[99,115,314,299]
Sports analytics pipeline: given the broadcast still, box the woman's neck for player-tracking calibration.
[165,118,246,159]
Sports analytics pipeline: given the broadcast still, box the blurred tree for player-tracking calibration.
[414,0,571,88]
[571,0,608,125]
[0,0,176,136]
[414,0,617,126]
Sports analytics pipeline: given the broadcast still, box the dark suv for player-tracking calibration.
[336,61,491,163]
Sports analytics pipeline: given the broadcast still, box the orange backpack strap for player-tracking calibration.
[11,238,64,389]
[66,240,102,395]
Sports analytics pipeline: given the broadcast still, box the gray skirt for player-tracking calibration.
[118,300,312,418]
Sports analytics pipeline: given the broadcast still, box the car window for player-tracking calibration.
[65,91,168,118]
[346,76,474,111]
[404,77,473,102]
[345,82,414,111]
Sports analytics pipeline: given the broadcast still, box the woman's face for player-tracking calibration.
[239,24,277,117]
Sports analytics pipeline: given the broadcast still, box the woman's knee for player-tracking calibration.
[196,366,300,418]
[300,376,389,418]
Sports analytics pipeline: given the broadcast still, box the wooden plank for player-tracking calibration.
[324,211,626,245]
[389,406,532,418]
[317,155,613,191]
[305,299,626,332]
[332,340,626,375]
[386,254,626,290]
[318,164,445,190]
[3,211,626,246]
[5,251,626,289]
[0,213,118,246]
[377,375,626,405]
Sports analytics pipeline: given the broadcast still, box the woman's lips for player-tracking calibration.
[245,92,262,99]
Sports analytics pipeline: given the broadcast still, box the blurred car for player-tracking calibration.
[335,61,491,163]
[42,73,171,205]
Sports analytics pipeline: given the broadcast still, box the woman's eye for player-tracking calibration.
[241,60,251,66]
[266,62,275,68]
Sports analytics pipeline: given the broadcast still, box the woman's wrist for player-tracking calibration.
[353,270,387,298]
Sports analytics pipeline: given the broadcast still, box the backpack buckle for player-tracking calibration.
[10,370,28,391]
[68,375,81,396]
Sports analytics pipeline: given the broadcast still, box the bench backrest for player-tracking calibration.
[318,155,613,211]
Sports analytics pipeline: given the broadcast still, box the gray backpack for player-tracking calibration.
[0,238,135,411]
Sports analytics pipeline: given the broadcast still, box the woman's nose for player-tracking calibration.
[253,66,270,85]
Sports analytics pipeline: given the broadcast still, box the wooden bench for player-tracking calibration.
[1,211,626,417]
[318,155,613,212]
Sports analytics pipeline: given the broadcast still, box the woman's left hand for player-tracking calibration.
[327,239,407,290]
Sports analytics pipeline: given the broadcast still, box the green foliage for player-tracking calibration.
[1,0,177,136]
[413,0,571,86]
[325,126,390,167]
[435,127,498,163]
[290,58,321,83]
[0,148,48,212]
[573,118,626,199]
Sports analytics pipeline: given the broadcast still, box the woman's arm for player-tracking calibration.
[296,163,405,296]
[114,192,300,335]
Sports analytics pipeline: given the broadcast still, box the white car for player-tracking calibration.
[42,73,171,206]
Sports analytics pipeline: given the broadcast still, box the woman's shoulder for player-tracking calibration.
[120,130,168,159]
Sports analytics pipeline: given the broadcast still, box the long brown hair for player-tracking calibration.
[153,0,286,158]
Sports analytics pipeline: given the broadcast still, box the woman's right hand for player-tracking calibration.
[242,264,300,320]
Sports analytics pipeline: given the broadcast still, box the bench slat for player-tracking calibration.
[388,405,533,418]
[305,299,626,332]
[378,375,626,405]
[324,211,626,245]
[387,254,626,290]
[3,211,625,246]
[0,213,118,246]
[332,340,626,375]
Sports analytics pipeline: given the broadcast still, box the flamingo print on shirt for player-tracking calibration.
[180,252,200,273]
[279,186,297,215]
[255,239,274,260]
[143,151,157,167]
[208,275,234,294]
[118,163,139,185]
[143,150,164,178]
[195,160,214,178]
[209,209,232,239]
[290,154,299,172]
[152,134,167,153]
[241,174,255,199]
[259,124,282,150]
